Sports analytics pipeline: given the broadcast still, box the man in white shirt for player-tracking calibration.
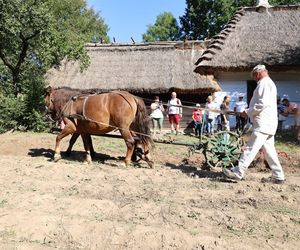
[205,95,215,134]
[234,96,248,131]
[223,65,285,184]
[166,92,182,134]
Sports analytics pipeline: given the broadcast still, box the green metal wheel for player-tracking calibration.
[204,131,244,169]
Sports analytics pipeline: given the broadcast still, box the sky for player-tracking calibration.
[87,0,186,43]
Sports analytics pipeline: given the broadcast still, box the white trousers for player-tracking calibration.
[233,131,285,180]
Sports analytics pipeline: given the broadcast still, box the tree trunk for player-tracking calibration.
[12,70,20,97]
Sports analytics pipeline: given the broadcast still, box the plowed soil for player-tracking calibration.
[0,132,299,250]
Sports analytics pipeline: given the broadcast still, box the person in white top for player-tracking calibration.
[150,96,164,135]
[277,96,287,132]
[282,98,300,126]
[234,95,248,131]
[223,65,285,184]
[166,92,182,134]
[205,95,215,134]
[282,98,300,143]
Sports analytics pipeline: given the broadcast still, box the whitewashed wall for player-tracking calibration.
[215,72,300,129]
[213,80,247,129]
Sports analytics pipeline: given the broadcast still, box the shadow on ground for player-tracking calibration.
[165,162,238,183]
[28,148,118,163]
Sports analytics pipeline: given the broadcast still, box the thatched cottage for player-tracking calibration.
[194,2,300,128]
[46,41,220,128]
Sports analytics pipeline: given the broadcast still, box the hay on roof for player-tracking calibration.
[195,5,300,74]
[46,41,220,94]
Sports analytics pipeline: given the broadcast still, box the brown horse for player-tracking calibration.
[45,87,153,166]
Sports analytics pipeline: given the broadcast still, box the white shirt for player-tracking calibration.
[150,103,164,119]
[247,76,278,135]
[168,98,181,115]
[235,100,248,113]
[206,102,215,119]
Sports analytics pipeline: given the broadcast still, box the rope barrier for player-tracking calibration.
[136,96,244,116]
[57,92,245,140]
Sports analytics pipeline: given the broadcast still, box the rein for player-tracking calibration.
[50,90,244,138]
[66,113,152,138]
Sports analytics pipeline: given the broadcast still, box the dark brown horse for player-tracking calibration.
[44,87,96,158]
[45,87,153,166]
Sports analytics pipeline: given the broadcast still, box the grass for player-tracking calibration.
[275,131,300,153]
[0,199,8,208]
[0,228,16,240]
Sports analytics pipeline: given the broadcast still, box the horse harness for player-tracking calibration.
[62,91,135,120]
[59,91,150,138]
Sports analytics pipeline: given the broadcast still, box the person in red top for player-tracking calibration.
[192,104,202,136]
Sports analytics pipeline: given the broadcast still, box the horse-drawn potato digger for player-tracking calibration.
[45,87,245,169]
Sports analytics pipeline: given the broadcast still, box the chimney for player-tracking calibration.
[256,0,271,7]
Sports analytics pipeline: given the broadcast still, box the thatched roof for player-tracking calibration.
[195,5,300,74]
[46,41,220,94]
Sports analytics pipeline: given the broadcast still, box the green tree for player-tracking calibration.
[180,0,300,40]
[142,12,180,42]
[0,0,109,96]
[0,0,109,132]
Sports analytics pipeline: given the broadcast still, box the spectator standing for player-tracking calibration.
[234,95,248,132]
[166,92,182,135]
[192,104,202,136]
[220,96,231,132]
[282,98,300,143]
[150,96,164,136]
[223,65,285,184]
[277,96,287,132]
[282,98,300,126]
[205,95,215,134]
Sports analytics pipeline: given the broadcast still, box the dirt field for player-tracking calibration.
[0,132,299,250]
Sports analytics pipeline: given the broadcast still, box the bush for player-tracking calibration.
[23,76,51,132]
[0,95,26,133]
[0,76,51,133]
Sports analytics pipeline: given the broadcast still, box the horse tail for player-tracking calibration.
[132,97,153,149]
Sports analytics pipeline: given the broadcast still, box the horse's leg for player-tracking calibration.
[143,143,154,168]
[87,135,96,159]
[120,130,135,166]
[66,133,80,157]
[81,134,92,164]
[54,121,76,162]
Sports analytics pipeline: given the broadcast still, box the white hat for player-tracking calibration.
[196,103,200,107]
[252,64,266,72]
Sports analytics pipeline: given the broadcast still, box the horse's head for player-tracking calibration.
[44,87,53,109]
[134,140,154,168]
[44,87,59,121]
[44,87,83,121]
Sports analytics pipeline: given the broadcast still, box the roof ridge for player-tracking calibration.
[85,40,205,48]
[242,4,300,12]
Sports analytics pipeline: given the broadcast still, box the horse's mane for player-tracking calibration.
[52,87,83,112]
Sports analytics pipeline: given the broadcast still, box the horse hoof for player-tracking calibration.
[85,155,92,164]
[53,154,61,162]
[121,162,128,168]
[147,161,155,168]
[83,160,92,165]
[65,151,71,157]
